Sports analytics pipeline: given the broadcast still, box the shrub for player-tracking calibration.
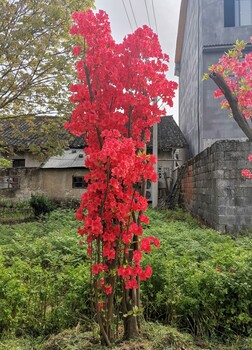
[141,210,252,338]
[29,195,55,218]
[0,210,91,336]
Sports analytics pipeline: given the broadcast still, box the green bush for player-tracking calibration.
[0,210,91,336]
[141,209,252,338]
[29,195,55,218]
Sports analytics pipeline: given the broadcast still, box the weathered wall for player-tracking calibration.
[0,151,42,168]
[0,167,88,201]
[180,140,252,233]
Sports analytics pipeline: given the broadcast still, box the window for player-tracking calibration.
[0,176,20,189]
[224,0,252,27]
[72,176,88,189]
[12,159,25,168]
[235,0,252,25]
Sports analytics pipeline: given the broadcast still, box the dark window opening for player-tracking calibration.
[72,176,88,189]
[225,0,252,27]
[224,0,235,27]
[12,159,25,168]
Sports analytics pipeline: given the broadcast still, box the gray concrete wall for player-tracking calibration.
[179,0,203,157]
[0,167,88,201]
[202,0,252,45]
[180,140,252,233]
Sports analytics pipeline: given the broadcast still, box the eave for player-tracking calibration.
[175,0,188,75]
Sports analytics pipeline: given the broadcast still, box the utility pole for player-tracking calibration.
[152,122,158,208]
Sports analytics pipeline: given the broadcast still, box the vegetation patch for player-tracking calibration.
[0,208,252,349]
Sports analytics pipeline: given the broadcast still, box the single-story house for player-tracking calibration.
[0,116,187,202]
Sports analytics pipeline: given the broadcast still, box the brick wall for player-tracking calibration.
[180,140,252,233]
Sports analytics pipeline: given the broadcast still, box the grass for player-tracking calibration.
[1,323,252,350]
[0,208,252,349]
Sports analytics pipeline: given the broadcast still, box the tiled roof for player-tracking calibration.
[0,115,187,152]
[0,116,85,149]
[148,115,188,151]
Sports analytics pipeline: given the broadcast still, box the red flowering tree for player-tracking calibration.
[66,10,177,345]
[205,38,252,179]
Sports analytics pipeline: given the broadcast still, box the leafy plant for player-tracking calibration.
[29,195,55,218]
[142,210,252,338]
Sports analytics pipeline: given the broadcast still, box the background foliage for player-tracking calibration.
[0,0,94,120]
[0,0,93,159]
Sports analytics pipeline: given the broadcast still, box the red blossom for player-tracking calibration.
[98,301,104,310]
[105,284,113,295]
[140,237,152,253]
[72,45,82,56]
[139,214,150,224]
[92,263,108,275]
[153,237,160,248]
[125,278,138,289]
[118,266,132,279]
[133,250,142,265]
[67,9,176,303]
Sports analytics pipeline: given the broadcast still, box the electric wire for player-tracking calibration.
[129,0,138,28]
[122,0,133,32]
[144,0,151,27]
[151,0,158,34]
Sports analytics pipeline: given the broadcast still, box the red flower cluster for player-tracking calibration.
[66,9,177,300]
[242,154,252,179]
[209,38,252,120]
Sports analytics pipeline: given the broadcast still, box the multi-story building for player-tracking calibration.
[175,0,252,156]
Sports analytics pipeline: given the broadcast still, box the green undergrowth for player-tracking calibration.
[0,208,252,349]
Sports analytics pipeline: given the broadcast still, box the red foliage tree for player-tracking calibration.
[66,10,177,345]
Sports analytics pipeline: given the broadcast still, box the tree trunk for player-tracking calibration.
[209,72,252,141]
[124,314,139,340]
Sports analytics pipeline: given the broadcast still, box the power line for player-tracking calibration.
[144,0,151,28]
[122,0,133,32]
[129,0,138,28]
[151,0,158,34]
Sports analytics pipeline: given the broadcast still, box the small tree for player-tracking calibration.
[204,38,252,140]
[204,38,252,179]
[66,10,177,346]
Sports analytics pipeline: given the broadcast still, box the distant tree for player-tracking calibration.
[0,0,94,120]
[0,0,94,159]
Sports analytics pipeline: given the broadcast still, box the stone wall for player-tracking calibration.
[180,140,252,233]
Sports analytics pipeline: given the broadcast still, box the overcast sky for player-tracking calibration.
[94,0,181,123]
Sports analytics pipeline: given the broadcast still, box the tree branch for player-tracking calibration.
[209,72,252,140]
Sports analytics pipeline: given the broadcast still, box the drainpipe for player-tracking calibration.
[152,122,158,208]
[197,0,201,154]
